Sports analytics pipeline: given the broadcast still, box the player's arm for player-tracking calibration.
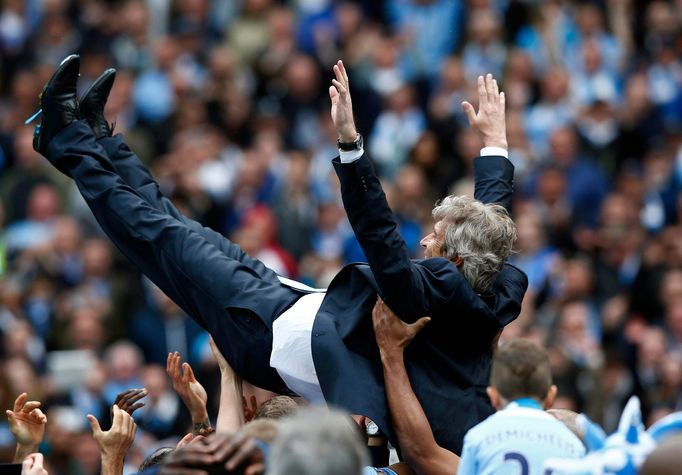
[372,299,460,475]
[463,74,514,213]
[330,60,455,321]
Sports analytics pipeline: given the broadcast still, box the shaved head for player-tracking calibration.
[641,436,682,475]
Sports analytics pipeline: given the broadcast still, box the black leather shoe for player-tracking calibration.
[80,68,116,139]
[32,54,81,155]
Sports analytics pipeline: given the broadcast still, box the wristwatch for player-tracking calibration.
[338,133,363,151]
[366,419,381,437]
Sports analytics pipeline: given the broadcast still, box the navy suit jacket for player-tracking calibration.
[310,153,528,455]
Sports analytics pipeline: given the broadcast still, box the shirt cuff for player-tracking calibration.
[480,147,508,158]
[339,148,364,163]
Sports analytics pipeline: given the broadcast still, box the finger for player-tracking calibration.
[30,408,46,423]
[164,469,209,475]
[127,388,148,404]
[226,438,258,471]
[170,353,180,381]
[245,463,265,475]
[329,85,339,104]
[485,73,494,103]
[177,432,195,448]
[214,432,247,464]
[128,402,145,414]
[338,59,349,84]
[22,401,41,413]
[125,412,136,435]
[115,389,134,406]
[172,354,181,381]
[499,91,505,110]
[22,455,33,470]
[477,75,487,106]
[412,316,432,334]
[461,101,477,125]
[333,64,344,86]
[13,393,28,412]
[166,352,172,374]
[331,79,347,95]
[112,404,123,426]
[6,410,15,423]
[183,362,197,383]
[119,409,131,429]
[87,414,102,435]
[492,78,499,98]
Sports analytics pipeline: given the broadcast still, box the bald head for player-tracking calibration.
[640,436,682,475]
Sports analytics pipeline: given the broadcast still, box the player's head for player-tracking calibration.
[487,339,557,410]
[420,195,516,293]
[641,436,682,475]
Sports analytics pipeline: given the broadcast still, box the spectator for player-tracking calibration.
[267,408,368,475]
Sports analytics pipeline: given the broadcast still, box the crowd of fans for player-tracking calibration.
[1,0,682,473]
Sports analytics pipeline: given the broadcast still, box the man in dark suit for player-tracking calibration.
[30,55,527,455]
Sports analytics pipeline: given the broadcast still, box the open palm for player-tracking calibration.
[167,352,208,417]
[6,393,46,446]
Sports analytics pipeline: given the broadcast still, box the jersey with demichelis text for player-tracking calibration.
[457,401,585,475]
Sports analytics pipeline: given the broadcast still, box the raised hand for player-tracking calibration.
[329,60,358,143]
[7,393,47,448]
[462,74,507,149]
[372,298,431,357]
[113,388,147,416]
[88,405,137,475]
[166,352,210,433]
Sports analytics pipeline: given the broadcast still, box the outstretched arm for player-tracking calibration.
[209,337,244,433]
[463,74,514,213]
[330,61,461,320]
[371,299,460,475]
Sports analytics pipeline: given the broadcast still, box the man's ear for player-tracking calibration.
[487,386,501,410]
[543,385,558,410]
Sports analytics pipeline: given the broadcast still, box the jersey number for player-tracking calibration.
[504,452,552,475]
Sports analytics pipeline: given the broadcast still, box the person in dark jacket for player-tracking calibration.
[29,55,527,454]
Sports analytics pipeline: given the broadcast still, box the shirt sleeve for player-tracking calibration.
[456,433,479,475]
[339,147,364,163]
[480,146,509,158]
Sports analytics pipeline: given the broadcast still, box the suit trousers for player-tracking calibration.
[47,121,300,392]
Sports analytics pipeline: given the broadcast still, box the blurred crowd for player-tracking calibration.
[0,0,681,473]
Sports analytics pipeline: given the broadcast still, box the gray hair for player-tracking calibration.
[432,195,516,293]
[266,408,368,475]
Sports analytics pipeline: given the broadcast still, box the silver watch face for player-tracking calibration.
[366,420,380,436]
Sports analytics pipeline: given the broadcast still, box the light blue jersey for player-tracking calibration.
[457,399,586,475]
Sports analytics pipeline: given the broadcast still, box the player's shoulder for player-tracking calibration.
[464,410,509,441]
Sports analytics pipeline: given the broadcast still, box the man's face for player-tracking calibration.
[420,220,445,258]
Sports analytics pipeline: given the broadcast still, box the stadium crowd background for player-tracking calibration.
[0,0,681,472]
